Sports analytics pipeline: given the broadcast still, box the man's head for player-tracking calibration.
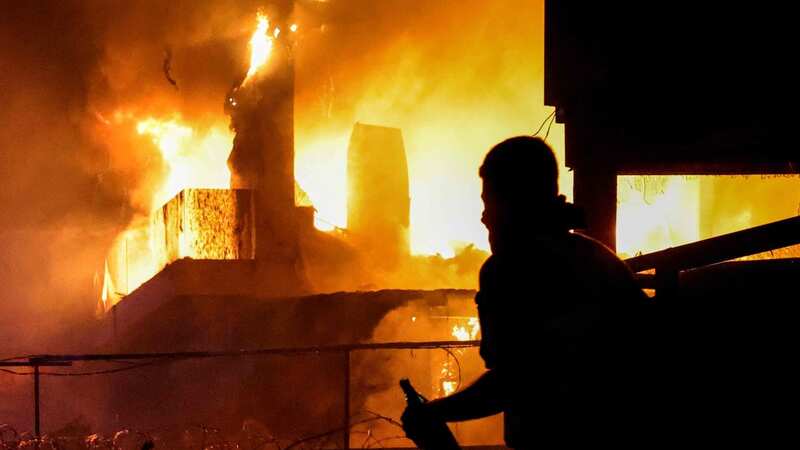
[479,136,560,247]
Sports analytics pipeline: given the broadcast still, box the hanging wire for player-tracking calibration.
[440,347,463,393]
[0,359,174,377]
[543,109,557,142]
[532,109,556,137]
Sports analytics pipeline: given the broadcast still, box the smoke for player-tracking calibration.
[0,0,272,349]
[0,0,274,430]
[0,2,107,349]
[1,0,553,433]
[4,0,792,437]
[1,0,539,331]
[292,0,568,255]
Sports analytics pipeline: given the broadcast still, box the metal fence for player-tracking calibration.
[1,341,482,450]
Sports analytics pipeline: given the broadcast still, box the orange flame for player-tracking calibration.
[617,176,700,257]
[442,317,481,396]
[243,12,274,86]
[99,11,296,307]
[136,117,233,208]
[100,258,114,309]
[451,317,480,341]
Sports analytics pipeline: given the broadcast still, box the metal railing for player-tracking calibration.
[2,340,481,449]
[624,216,800,297]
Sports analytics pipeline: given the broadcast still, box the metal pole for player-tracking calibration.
[343,350,350,450]
[30,340,479,363]
[33,364,40,439]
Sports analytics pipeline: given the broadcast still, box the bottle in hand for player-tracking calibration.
[400,378,460,450]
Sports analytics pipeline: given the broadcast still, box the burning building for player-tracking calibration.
[98,8,439,306]
[91,5,492,443]
[5,0,800,444]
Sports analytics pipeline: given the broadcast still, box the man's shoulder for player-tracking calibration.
[568,231,622,261]
[478,254,499,284]
[569,232,648,300]
[478,253,521,293]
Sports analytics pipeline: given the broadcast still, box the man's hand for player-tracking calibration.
[401,403,436,442]
[400,402,461,450]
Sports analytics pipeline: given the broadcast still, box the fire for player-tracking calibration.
[243,12,274,85]
[616,176,701,257]
[452,325,470,341]
[100,259,114,311]
[617,175,800,258]
[451,317,480,342]
[98,117,235,303]
[99,11,286,305]
[103,224,156,303]
[295,134,349,231]
[136,117,233,208]
[441,317,481,396]
[442,380,458,397]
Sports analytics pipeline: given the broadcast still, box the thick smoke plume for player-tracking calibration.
[0,0,552,431]
[1,0,270,348]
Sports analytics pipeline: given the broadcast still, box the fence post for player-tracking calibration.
[343,349,351,450]
[33,363,40,439]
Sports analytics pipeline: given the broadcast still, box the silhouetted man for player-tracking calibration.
[402,136,653,448]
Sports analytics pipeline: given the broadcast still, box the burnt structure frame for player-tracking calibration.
[545,0,799,249]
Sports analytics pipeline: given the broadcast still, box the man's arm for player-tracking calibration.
[423,369,504,422]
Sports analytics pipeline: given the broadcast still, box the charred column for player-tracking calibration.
[227,1,307,295]
[347,123,410,268]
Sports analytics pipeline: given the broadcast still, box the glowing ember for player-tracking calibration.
[243,12,274,85]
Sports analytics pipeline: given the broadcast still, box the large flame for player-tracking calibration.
[136,117,233,208]
[617,176,700,256]
[617,175,800,258]
[97,4,799,311]
[243,12,274,86]
[99,116,235,302]
[99,11,283,305]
